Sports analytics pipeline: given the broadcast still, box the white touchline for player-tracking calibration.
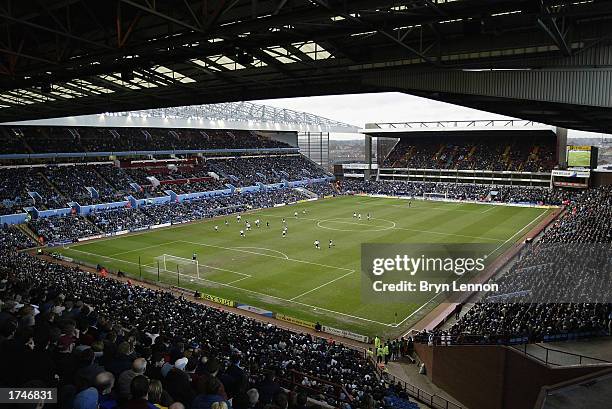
[486,209,548,257]
[65,247,393,326]
[289,270,355,301]
[395,208,551,331]
[109,240,182,257]
[66,229,167,248]
[394,292,446,328]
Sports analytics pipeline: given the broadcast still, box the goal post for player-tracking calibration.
[423,192,448,201]
[154,254,200,279]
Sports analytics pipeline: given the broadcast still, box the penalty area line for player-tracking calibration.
[289,270,355,301]
[64,248,393,327]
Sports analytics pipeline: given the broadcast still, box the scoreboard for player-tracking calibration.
[566,145,598,169]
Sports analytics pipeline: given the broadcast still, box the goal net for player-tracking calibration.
[154,254,200,279]
[423,192,448,201]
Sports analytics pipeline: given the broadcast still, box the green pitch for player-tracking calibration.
[56,195,554,339]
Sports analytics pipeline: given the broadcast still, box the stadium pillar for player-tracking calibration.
[555,127,568,167]
[364,135,372,181]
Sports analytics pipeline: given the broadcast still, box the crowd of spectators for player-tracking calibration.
[208,156,327,187]
[384,133,556,172]
[0,154,329,214]
[139,189,309,227]
[0,126,291,154]
[304,183,338,198]
[417,185,612,344]
[88,208,152,234]
[4,178,584,244]
[29,215,100,244]
[339,179,576,205]
[0,225,35,250]
[45,166,122,206]
[0,167,68,214]
[23,187,314,242]
[0,249,403,409]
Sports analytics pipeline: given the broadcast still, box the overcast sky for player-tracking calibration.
[255,92,609,140]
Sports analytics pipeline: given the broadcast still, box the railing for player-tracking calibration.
[374,363,464,409]
[512,343,611,367]
[413,332,610,348]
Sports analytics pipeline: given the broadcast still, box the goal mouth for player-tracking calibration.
[423,192,449,200]
[153,254,200,278]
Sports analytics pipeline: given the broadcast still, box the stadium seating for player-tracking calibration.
[383,133,556,171]
[0,249,408,408]
[208,156,327,186]
[0,154,329,215]
[29,215,100,244]
[340,179,575,205]
[0,126,291,153]
[3,123,609,409]
[0,225,36,250]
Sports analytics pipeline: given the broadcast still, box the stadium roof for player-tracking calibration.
[2,1,612,132]
[361,119,556,135]
[3,101,358,133]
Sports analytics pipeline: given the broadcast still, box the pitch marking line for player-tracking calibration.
[109,240,182,257]
[227,276,251,285]
[231,246,289,259]
[392,226,503,242]
[64,247,393,327]
[179,240,354,272]
[67,248,252,279]
[395,208,551,330]
[198,264,252,278]
[289,270,355,301]
[485,208,548,258]
[317,218,396,232]
[392,205,477,213]
[260,213,504,242]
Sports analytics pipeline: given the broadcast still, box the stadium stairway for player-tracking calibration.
[383,359,465,409]
[436,303,475,331]
[17,223,40,244]
[39,171,67,200]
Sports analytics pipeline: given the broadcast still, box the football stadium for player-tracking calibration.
[1,2,612,409]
